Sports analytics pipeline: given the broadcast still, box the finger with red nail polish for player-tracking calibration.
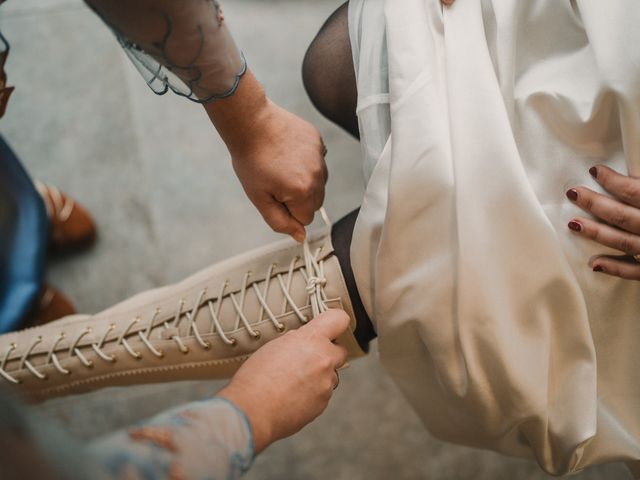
[591,256,640,280]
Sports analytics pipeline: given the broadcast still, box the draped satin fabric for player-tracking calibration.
[349,0,640,474]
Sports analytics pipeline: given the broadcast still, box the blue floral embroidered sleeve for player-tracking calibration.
[85,0,247,103]
[88,397,255,480]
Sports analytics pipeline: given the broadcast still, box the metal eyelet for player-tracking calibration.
[252,330,261,340]
[86,361,94,369]
[135,352,142,360]
[203,341,212,350]
[229,338,238,347]
[276,323,286,333]
[156,350,165,358]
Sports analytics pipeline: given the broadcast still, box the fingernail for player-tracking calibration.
[593,265,605,273]
[568,220,582,232]
[589,167,598,179]
[566,189,578,201]
[293,231,305,243]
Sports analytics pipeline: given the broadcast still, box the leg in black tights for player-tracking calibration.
[331,209,376,350]
[303,2,359,139]
[303,3,376,348]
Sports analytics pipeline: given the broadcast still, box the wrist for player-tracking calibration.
[217,384,273,454]
[203,68,270,156]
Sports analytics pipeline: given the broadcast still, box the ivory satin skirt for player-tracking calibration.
[348,0,640,474]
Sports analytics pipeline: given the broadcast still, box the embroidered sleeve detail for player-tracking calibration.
[87,0,247,103]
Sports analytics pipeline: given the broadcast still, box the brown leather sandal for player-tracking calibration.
[35,181,97,251]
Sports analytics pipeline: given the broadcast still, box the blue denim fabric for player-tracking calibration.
[0,136,48,333]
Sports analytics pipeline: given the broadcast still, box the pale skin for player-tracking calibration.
[218,309,350,453]
[566,166,640,280]
[204,69,327,243]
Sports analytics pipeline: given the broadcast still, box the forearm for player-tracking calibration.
[203,69,271,155]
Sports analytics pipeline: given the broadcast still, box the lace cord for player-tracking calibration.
[234,273,250,330]
[252,282,285,331]
[21,337,47,380]
[0,344,19,384]
[257,264,275,325]
[48,334,71,374]
[0,209,334,384]
[280,257,299,315]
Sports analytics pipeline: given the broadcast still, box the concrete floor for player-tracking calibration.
[0,1,630,478]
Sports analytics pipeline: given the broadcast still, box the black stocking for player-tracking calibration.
[302,2,359,139]
[331,209,376,351]
[304,3,375,348]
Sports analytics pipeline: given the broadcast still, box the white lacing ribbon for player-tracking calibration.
[0,208,332,384]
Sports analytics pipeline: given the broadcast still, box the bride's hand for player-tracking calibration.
[566,165,640,280]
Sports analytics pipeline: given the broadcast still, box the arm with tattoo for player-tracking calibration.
[86,0,329,242]
[86,0,245,102]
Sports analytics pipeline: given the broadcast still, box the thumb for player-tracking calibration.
[260,197,306,242]
[303,309,351,341]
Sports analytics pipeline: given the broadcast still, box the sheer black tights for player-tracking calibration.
[303,2,359,139]
[331,209,376,350]
[303,3,376,348]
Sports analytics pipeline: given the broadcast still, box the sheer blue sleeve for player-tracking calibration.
[88,397,255,480]
[85,0,247,103]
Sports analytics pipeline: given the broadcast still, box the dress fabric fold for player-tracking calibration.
[349,0,640,474]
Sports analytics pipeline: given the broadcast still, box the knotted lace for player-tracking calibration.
[0,210,333,384]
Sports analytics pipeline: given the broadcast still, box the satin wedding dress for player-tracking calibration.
[349,0,640,474]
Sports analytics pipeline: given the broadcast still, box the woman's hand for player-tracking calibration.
[218,309,350,454]
[230,100,328,242]
[205,70,327,243]
[566,165,640,279]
